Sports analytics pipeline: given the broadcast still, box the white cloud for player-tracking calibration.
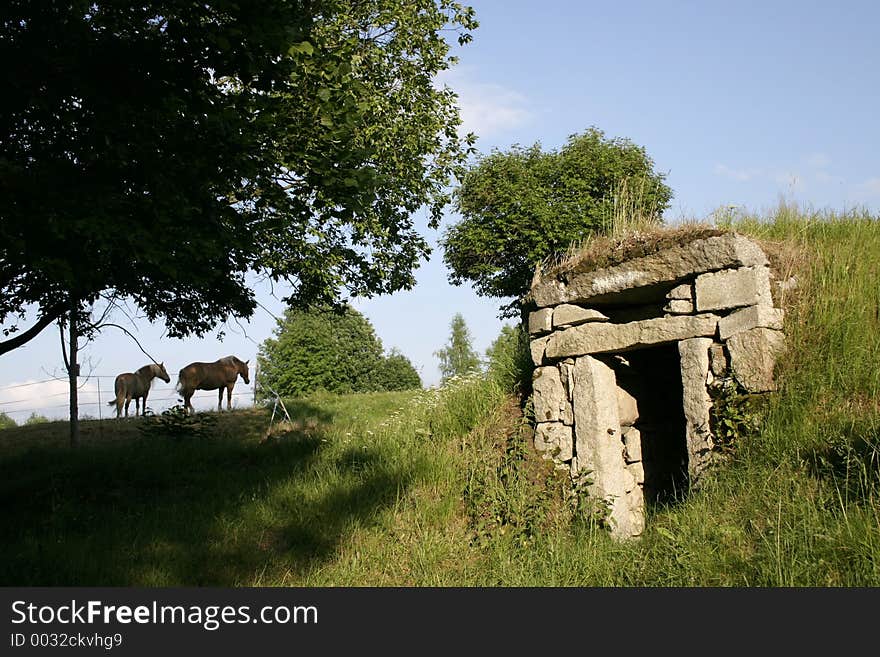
[713,164,764,182]
[0,378,84,422]
[437,69,532,139]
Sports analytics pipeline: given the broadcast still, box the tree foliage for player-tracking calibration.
[0,0,478,355]
[441,128,672,316]
[0,412,16,430]
[434,313,481,382]
[369,348,423,392]
[24,413,49,426]
[257,304,421,397]
[485,323,532,393]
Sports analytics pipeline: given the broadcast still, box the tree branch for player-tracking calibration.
[96,323,161,365]
[0,303,67,357]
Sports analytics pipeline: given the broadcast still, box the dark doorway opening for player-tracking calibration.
[606,344,689,509]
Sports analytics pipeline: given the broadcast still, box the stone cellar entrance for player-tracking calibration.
[605,344,688,509]
[528,232,787,539]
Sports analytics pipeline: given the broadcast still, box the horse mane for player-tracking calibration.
[135,362,168,387]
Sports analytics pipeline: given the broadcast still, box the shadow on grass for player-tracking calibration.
[0,407,415,586]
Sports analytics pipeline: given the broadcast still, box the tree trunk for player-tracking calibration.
[68,298,80,448]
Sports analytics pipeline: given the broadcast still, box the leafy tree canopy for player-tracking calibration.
[24,413,49,426]
[0,0,478,355]
[257,304,420,397]
[434,312,481,382]
[0,412,16,430]
[369,348,422,392]
[441,127,672,317]
[485,323,532,393]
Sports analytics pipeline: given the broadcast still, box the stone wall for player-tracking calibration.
[528,233,786,539]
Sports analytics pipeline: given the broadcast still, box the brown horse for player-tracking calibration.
[108,362,171,418]
[177,356,250,414]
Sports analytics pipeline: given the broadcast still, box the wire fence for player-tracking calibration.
[0,374,258,421]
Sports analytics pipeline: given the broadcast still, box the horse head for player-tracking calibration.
[156,362,171,384]
[238,358,250,385]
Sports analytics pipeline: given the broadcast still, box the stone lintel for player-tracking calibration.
[531,233,769,308]
[545,314,719,360]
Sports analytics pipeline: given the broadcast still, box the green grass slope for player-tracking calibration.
[0,205,877,586]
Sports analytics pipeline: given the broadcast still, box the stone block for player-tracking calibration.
[625,486,645,537]
[622,426,642,463]
[727,327,785,392]
[572,356,643,538]
[694,266,772,312]
[531,233,769,308]
[663,299,694,314]
[534,422,573,461]
[532,366,573,424]
[530,335,549,366]
[709,343,728,377]
[667,282,694,300]
[718,304,784,341]
[617,386,639,426]
[528,308,553,335]
[626,461,645,486]
[545,314,719,359]
[552,304,608,328]
[679,337,714,478]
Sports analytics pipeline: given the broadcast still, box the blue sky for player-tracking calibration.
[2,1,878,421]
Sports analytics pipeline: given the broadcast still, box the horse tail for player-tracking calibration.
[107,400,116,407]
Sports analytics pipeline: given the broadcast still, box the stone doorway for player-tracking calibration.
[605,345,688,510]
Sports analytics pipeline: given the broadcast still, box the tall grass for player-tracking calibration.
[1,204,878,586]
[599,175,665,238]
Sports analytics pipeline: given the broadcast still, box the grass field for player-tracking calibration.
[1,205,878,586]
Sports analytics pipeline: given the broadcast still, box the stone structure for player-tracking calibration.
[529,233,785,539]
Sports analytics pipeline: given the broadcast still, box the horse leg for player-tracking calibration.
[124,395,132,417]
[141,390,149,416]
[227,384,233,411]
[115,395,123,419]
[183,390,194,415]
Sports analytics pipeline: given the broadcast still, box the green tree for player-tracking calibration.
[441,127,672,316]
[24,413,49,426]
[257,304,420,397]
[485,323,532,393]
[434,313,482,382]
[369,348,422,391]
[0,412,16,430]
[0,0,479,356]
